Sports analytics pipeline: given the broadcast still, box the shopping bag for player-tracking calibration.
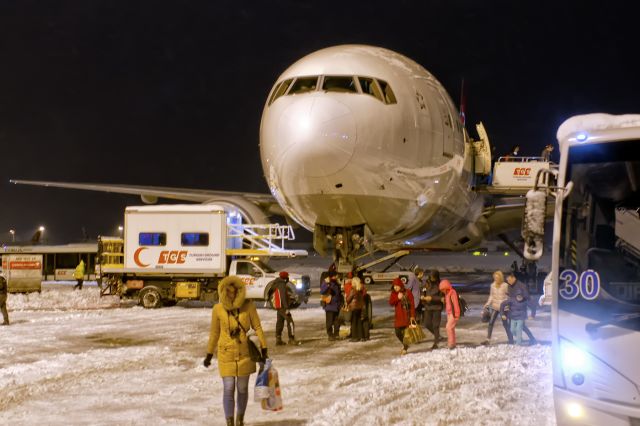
[339,305,352,324]
[261,360,283,411]
[403,321,426,346]
[254,359,271,401]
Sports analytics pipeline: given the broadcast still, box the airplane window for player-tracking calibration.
[288,76,318,95]
[268,78,293,105]
[377,79,397,104]
[322,76,358,93]
[357,77,384,102]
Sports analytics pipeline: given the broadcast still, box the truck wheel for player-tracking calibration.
[400,276,408,285]
[363,276,373,285]
[365,294,373,329]
[140,287,162,309]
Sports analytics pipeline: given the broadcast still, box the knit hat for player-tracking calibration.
[279,271,289,279]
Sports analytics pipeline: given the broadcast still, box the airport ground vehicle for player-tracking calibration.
[1,243,97,281]
[524,114,640,425]
[99,204,310,309]
[0,254,42,293]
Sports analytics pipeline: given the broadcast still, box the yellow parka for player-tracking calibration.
[207,276,267,377]
[73,260,85,280]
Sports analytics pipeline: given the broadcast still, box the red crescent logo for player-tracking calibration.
[133,247,149,267]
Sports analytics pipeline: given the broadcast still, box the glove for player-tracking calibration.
[261,348,268,360]
[203,353,213,368]
[501,315,507,321]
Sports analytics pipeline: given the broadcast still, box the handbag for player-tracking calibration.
[339,304,352,323]
[403,320,426,346]
[481,307,491,323]
[231,310,263,363]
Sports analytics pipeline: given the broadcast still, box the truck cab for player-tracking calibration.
[230,258,310,307]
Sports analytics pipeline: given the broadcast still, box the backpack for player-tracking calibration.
[450,291,469,317]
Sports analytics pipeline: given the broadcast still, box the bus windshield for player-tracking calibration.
[559,140,640,330]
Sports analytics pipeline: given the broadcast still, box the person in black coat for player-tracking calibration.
[271,271,296,345]
[0,273,9,325]
[420,270,444,349]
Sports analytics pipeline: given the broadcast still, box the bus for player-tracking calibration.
[1,243,98,281]
[525,114,640,425]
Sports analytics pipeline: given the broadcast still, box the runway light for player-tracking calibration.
[576,132,588,142]
[566,402,584,419]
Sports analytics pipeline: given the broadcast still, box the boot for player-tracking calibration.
[236,414,244,426]
[288,336,298,345]
[226,417,234,426]
[276,336,286,346]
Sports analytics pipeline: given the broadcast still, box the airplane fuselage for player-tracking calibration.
[260,45,486,254]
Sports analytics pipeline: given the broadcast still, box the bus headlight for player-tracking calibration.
[290,279,303,289]
[566,402,584,419]
[561,341,590,373]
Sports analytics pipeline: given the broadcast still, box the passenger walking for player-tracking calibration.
[405,269,422,323]
[482,270,513,344]
[389,277,416,355]
[271,271,296,346]
[504,272,537,345]
[320,270,343,341]
[420,269,444,349]
[0,272,9,325]
[541,144,554,161]
[439,279,461,350]
[203,276,268,426]
[73,259,85,290]
[346,276,366,342]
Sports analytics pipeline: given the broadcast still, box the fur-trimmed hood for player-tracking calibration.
[218,275,247,311]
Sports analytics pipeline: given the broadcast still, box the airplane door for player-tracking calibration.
[435,90,455,158]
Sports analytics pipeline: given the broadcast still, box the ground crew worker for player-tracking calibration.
[73,259,86,290]
[271,271,296,345]
[1,272,9,325]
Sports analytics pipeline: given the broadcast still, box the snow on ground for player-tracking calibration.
[1,280,555,425]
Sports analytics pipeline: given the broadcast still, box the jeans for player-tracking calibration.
[511,319,524,345]
[422,309,441,342]
[487,308,512,341]
[222,376,250,418]
[276,308,294,340]
[325,311,340,337]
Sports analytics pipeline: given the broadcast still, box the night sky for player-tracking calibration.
[1,1,637,244]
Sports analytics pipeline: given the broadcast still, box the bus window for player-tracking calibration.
[181,233,209,246]
[139,233,166,246]
[322,76,358,93]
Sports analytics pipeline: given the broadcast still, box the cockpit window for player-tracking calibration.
[288,77,318,95]
[377,79,397,104]
[322,76,358,93]
[268,78,293,105]
[358,77,384,102]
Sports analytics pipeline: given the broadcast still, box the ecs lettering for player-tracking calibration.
[158,250,188,264]
[513,167,531,176]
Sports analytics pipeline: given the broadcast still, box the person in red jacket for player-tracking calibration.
[389,277,416,355]
[439,279,461,349]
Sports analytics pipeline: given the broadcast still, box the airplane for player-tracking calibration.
[12,45,528,268]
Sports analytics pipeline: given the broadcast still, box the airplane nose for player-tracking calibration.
[277,96,356,178]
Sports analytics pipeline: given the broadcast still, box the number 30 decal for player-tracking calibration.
[559,269,601,301]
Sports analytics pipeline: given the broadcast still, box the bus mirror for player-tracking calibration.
[522,189,547,261]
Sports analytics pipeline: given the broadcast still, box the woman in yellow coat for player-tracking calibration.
[203,276,267,426]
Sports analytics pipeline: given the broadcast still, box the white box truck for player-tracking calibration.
[1,254,43,293]
[99,204,310,308]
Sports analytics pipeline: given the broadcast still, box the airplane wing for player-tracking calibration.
[10,179,283,215]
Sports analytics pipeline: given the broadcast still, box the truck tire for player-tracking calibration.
[400,276,408,285]
[363,276,373,285]
[365,294,373,330]
[140,287,163,309]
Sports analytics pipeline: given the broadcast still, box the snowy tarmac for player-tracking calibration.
[1,273,555,425]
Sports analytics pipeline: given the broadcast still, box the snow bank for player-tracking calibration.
[8,287,121,311]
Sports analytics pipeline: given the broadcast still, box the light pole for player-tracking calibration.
[9,229,15,243]
[39,226,45,244]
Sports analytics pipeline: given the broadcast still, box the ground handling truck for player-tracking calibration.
[97,204,310,309]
